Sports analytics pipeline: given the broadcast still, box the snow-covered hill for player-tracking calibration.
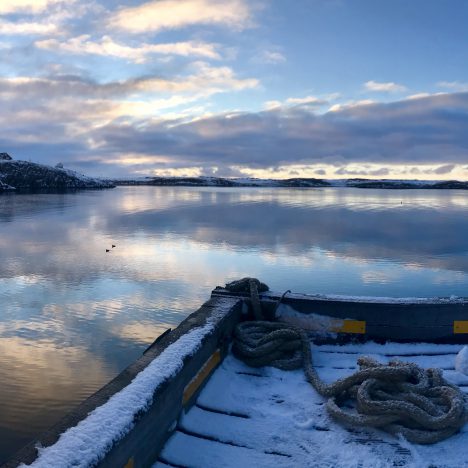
[0,158,114,193]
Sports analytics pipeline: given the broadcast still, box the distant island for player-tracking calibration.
[2,152,468,193]
[0,153,114,193]
[111,175,468,190]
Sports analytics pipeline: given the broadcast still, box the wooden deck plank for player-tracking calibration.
[195,362,322,416]
[159,431,297,468]
[179,405,303,456]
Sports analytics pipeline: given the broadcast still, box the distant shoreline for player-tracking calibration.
[2,156,468,193]
[110,176,468,190]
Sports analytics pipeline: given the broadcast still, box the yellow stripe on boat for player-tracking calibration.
[333,320,366,334]
[183,349,221,405]
[454,321,468,334]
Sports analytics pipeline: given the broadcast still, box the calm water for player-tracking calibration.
[1,186,468,461]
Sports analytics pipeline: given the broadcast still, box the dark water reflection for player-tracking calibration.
[0,186,468,461]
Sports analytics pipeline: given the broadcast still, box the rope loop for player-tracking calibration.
[227,278,468,445]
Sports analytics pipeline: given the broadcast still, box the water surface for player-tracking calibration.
[1,186,468,461]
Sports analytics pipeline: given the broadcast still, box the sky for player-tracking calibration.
[1,0,468,180]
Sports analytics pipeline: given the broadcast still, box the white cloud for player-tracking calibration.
[109,0,253,33]
[405,93,431,100]
[3,85,468,179]
[263,100,282,110]
[0,63,258,99]
[364,80,407,93]
[263,95,328,111]
[36,36,221,63]
[257,50,286,64]
[437,81,468,92]
[0,19,57,35]
[131,62,259,94]
[0,63,259,133]
[329,99,375,112]
[286,95,325,106]
[0,0,67,14]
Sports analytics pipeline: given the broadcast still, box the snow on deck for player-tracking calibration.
[155,341,468,468]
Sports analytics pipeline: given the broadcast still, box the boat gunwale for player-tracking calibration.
[212,287,468,305]
[213,288,468,343]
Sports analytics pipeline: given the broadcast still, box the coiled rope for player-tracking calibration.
[227,278,467,444]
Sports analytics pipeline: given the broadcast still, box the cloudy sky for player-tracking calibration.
[1,0,468,179]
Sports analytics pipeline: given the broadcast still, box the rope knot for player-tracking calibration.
[225,277,269,293]
[233,320,468,444]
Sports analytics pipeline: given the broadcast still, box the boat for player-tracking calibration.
[4,279,468,468]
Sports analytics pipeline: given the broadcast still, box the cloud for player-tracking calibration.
[255,50,286,64]
[263,100,282,110]
[0,0,67,14]
[129,62,259,94]
[0,63,259,149]
[81,92,468,173]
[0,19,57,35]
[2,65,468,179]
[404,93,432,100]
[109,0,253,33]
[429,164,455,175]
[36,36,221,62]
[263,95,328,110]
[334,166,390,177]
[437,81,468,92]
[0,1,100,38]
[364,80,407,93]
[286,95,327,106]
[329,99,374,112]
[0,63,258,102]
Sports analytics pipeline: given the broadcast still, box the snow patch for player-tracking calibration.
[276,304,338,337]
[263,291,468,304]
[455,346,468,375]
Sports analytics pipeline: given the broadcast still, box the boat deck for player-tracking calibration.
[154,341,468,468]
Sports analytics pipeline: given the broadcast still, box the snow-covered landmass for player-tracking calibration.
[110,175,468,190]
[2,151,466,191]
[0,179,15,191]
[343,178,468,190]
[111,176,330,188]
[0,159,114,193]
[21,299,234,468]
